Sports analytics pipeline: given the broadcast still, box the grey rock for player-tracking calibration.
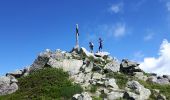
[147,76,169,85]
[96,81,104,86]
[72,73,85,84]
[104,78,119,89]
[6,70,23,78]
[30,50,52,72]
[123,91,138,100]
[95,52,110,58]
[157,94,166,100]
[157,76,164,79]
[7,75,18,83]
[147,76,158,83]
[134,72,148,81]
[92,65,102,72]
[107,91,124,100]
[104,60,120,72]
[163,75,170,81]
[6,66,30,78]
[51,49,65,60]
[48,59,83,76]
[80,47,95,58]
[84,62,93,73]
[0,76,18,96]
[72,92,92,100]
[149,73,157,76]
[157,78,169,85]
[72,94,82,100]
[120,59,142,75]
[92,73,104,80]
[126,80,151,100]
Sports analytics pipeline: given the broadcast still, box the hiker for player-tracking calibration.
[98,38,103,52]
[89,42,94,53]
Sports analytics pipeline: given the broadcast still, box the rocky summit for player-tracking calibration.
[0,47,170,100]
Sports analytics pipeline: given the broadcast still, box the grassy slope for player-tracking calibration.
[0,68,83,100]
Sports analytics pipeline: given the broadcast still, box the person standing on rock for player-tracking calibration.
[98,38,103,52]
[89,42,94,53]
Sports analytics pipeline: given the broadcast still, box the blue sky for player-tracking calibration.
[0,0,170,75]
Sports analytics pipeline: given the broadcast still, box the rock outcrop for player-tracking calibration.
[124,80,151,100]
[120,59,142,75]
[0,47,170,99]
[0,76,18,96]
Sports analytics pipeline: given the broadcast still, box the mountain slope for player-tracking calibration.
[0,48,170,100]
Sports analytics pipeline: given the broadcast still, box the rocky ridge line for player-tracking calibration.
[0,47,169,100]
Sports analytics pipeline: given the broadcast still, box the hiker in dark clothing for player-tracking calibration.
[89,42,94,53]
[99,38,103,52]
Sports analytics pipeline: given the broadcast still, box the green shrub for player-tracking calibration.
[88,56,95,62]
[92,96,103,100]
[100,93,107,98]
[0,68,83,100]
[90,85,97,93]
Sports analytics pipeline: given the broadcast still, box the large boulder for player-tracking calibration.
[104,78,119,89]
[48,59,83,75]
[134,72,148,81]
[104,60,120,72]
[156,78,169,85]
[147,76,158,83]
[124,80,151,100]
[30,49,52,72]
[6,70,23,78]
[147,76,170,85]
[163,75,170,82]
[120,59,142,75]
[0,76,18,96]
[6,67,30,78]
[95,52,110,58]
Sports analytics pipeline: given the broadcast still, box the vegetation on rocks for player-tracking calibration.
[89,85,97,93]
[106,72,129,89]
[138,80,170,100]
[0,68,83,100]
[92,96,103,100]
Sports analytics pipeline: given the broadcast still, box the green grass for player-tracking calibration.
[0,68,83,100]
[138,80,170,100]
[92,96,103,100]
[106,72,129,89]
[90,85,97,93]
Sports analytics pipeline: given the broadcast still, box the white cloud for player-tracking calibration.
[132,51,145,62]
[139,39,170,75]
[113,23,126,38]
[109,3,123,13]
[166,2,170,11]
[144,33,154,41]
[96,23,127,38]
